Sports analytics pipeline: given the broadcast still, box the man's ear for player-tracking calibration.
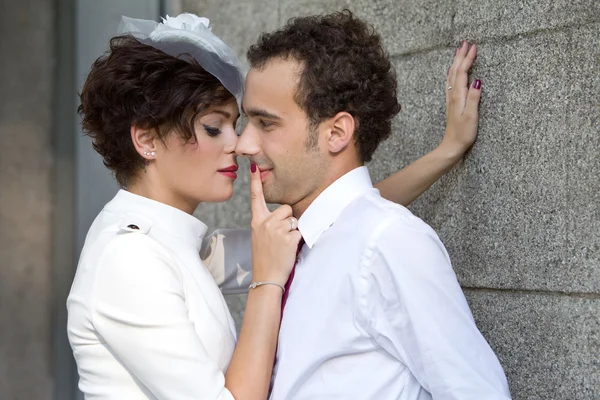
[130,125,158,160]
[325,112,355,154]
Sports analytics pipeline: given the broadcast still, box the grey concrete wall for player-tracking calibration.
[185,0,600,398]
[0,0,55,399]
[1,1,163,399]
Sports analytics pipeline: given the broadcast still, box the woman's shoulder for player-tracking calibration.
[81,210,181,279]
[89,230,185,295]
[103,227,178,265]
[89,206,173,257]
[105,230,166,256]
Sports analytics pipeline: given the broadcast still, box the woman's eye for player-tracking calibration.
[203,125,221,136]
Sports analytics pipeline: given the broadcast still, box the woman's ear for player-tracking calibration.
[325,112,355,154]
[130,125,158,160]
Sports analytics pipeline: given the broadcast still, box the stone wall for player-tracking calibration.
[185,1,600,398]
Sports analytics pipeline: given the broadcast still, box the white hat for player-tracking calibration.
[118,13,246,108]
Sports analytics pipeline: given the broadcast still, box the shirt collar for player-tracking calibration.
[104,189,208,251]
[298,166,374,249]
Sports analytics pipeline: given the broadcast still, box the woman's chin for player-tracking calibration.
[197,187,235,203]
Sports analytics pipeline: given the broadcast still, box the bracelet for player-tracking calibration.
[249,281,285,293]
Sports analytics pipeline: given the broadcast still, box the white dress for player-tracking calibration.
[67,190,251,399]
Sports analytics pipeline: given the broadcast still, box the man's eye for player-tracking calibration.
[203,125,221,136]
[260,120,273,129]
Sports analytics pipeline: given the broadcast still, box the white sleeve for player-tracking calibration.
[91,233,235,400]
[360,220,511,400]
[201,228,252,295]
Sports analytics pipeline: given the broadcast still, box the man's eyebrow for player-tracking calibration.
[244,107,282,120]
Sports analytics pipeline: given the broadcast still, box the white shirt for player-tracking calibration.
[67,190,238,400]
[270,166,511,400]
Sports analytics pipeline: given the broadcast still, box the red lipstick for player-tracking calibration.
[218,165,238,179]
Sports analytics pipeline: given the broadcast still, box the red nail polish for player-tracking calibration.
[250,163,257,173]
[473,79,482,90]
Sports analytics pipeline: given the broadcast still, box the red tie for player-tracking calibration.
[281,238,305,319]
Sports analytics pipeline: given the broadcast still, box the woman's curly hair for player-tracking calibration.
[78,35,235,187]
[247,10,400,162]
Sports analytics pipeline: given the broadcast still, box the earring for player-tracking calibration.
[143,151,155,157]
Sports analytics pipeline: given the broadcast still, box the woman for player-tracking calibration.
[67,13,480,400]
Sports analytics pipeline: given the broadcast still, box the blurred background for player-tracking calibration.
[0,0,598,399]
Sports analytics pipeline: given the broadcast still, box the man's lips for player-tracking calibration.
[258,168,272,181]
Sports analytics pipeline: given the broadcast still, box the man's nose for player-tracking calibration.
[235,124,260,158]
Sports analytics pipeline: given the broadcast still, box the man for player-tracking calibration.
[235,10,511,400]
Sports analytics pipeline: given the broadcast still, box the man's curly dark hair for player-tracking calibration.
[247,10,400,162]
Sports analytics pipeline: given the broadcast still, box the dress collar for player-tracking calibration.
[298,166,374,249]
[104,189,208,251]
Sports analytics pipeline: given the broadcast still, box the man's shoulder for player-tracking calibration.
[334,191,452,283]
[342,190,435,237]
[338,191,448,264]
[352,194,452,275]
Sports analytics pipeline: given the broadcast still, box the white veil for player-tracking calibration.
[118,13,247,108]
